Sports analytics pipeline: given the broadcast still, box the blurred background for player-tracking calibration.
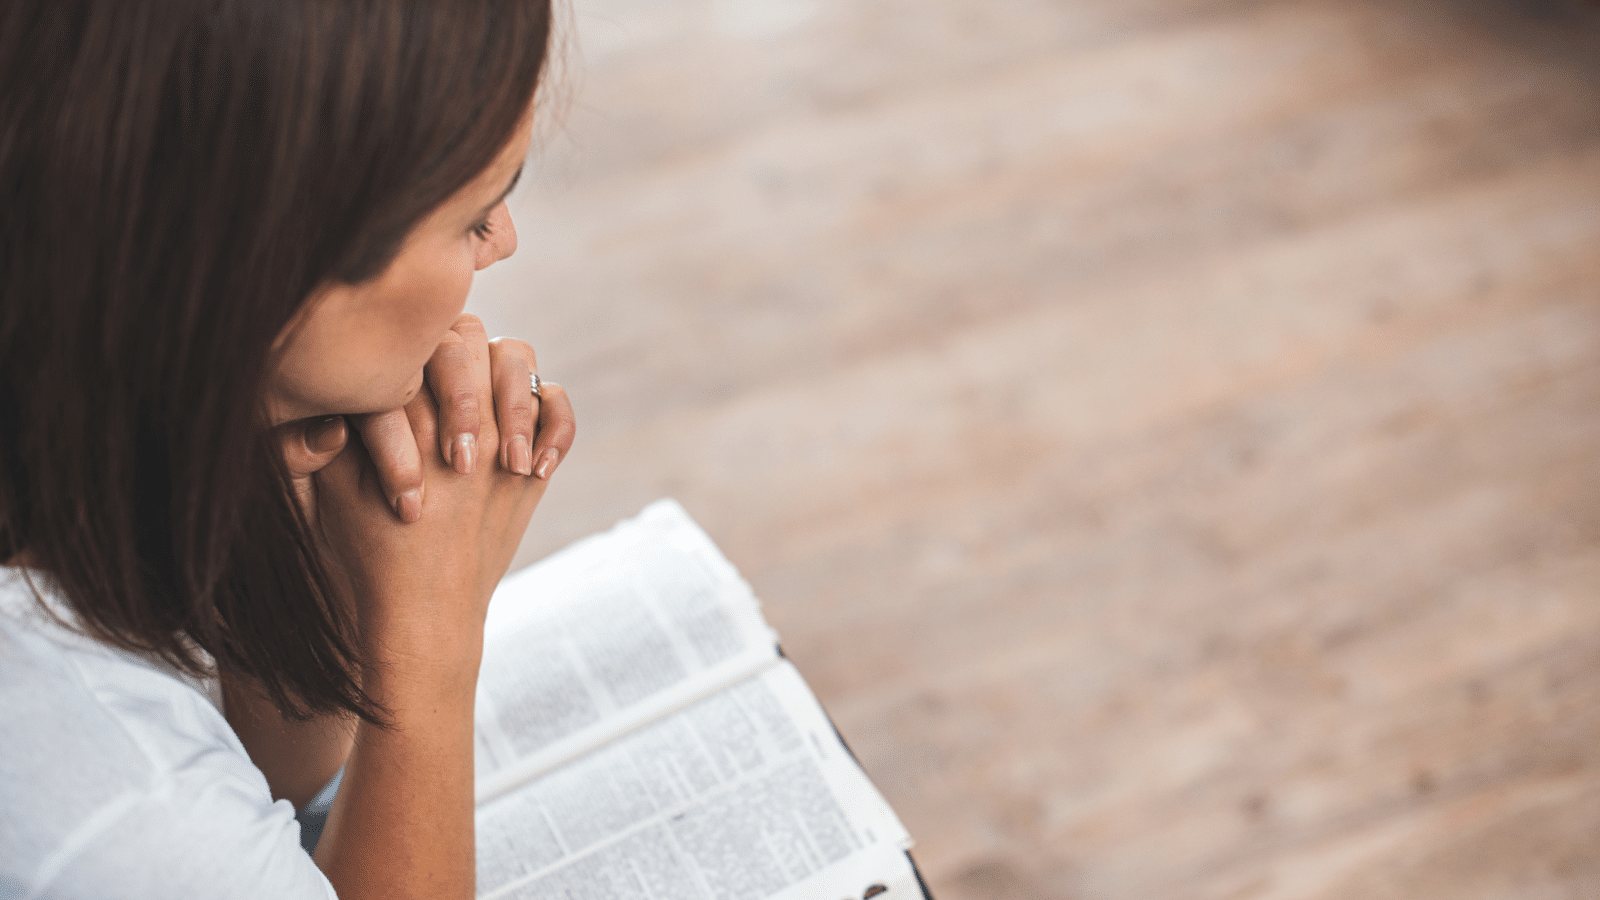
[466,0,1600,897]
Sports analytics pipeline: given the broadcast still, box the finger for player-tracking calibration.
[276,416,347,519]
[424,314,493,476]
[354,408,425,524]
[404,385,443,467]
[488,337,538,476]
[313,429,383,509]
[529,381,575,481]
[426,330,475,471]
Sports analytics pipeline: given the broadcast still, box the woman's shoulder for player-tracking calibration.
[0,567,249,791]
[0,568,228,757]
[0,569,334,900]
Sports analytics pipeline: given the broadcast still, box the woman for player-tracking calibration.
[0,1,574,897]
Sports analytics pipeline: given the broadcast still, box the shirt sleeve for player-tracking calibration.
[39,768,337,900]
[0,593,338,900]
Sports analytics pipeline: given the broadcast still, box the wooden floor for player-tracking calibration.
[466,0,1600,896]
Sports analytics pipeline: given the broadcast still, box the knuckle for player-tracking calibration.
[502,397,535,420]
[447,388,480,415]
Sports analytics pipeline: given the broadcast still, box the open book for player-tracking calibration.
[471,500,928,900]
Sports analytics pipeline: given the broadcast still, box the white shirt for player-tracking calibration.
[0,568,337,899]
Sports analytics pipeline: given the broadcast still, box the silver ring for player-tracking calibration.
[530,372,542,397]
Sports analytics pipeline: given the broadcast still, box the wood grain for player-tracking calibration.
[466,0,1600,895]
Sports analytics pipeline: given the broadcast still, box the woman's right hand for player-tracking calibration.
[312,321,545,657]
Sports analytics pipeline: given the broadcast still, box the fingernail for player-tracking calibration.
[394,489,423,523]
[304,416,345,454]
[453,433,475,475]
[535,447,561,480]
[509,434,533,476]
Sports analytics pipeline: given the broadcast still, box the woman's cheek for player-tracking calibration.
[389,246,475,353]
[427,242,478,327]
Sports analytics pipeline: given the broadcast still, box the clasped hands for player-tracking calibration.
[223,314,571,808]
[276,313,576,535]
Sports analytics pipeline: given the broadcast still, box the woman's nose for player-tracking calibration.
[475,203,518,270]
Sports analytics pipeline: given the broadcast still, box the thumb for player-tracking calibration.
[277,416,348,518]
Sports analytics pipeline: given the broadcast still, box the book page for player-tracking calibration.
[475,662,915,900]
[474,500,779,802]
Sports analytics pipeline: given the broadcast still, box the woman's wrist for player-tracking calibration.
[357,614,485,698]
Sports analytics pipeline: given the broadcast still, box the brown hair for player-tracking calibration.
[0,0,553,721]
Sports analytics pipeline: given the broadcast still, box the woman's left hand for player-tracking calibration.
[275,314,576,523]
[251,316,574,812]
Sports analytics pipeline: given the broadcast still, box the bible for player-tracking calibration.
[472,499,929,900]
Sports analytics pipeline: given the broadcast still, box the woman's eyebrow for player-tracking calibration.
[479,165,524,217]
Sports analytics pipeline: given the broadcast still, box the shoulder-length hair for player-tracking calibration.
[0,0,553,721]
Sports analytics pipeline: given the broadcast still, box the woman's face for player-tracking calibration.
[264,112,535,425]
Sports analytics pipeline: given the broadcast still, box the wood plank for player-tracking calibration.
[467,0,1600,895]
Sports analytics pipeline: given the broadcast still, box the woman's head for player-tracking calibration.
[267,106,533,424]
[0,0,554,719]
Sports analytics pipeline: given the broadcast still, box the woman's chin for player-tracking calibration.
[398,369,427,405]
[353,372,427,416]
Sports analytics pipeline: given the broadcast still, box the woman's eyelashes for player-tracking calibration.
[470,219,495,240]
